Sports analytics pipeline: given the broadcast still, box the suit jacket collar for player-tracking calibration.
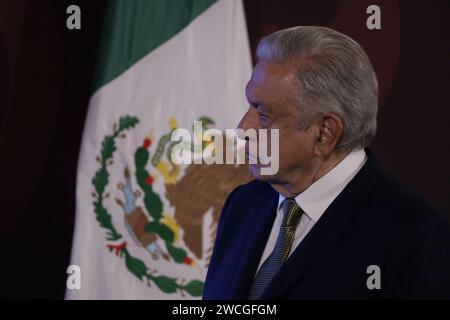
[259,148,383,299]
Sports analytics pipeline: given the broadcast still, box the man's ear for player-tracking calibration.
[313,113,344,156]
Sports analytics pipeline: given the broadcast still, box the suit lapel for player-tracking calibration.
[260,148,382,299]
[260,195,354,299]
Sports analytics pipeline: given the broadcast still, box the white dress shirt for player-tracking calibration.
[255,149,368,272]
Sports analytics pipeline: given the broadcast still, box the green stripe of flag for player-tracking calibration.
[93,0,217,92]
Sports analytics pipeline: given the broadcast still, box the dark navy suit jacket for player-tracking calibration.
[203,150,450,299]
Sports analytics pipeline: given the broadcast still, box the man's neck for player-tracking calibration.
[271,149,350,198]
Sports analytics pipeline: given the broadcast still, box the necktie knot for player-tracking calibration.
[282,198,302,227]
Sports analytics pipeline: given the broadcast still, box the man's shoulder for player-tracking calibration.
[366,172,449,234]
[229,179,275,200]
[219,179,276,221]
[372,173,438,214]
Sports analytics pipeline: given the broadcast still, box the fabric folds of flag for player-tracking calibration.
[67,0,251,299]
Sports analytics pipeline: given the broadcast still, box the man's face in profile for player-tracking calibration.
[238,59,321,188]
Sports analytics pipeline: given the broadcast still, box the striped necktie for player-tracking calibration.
[249,198,303,299]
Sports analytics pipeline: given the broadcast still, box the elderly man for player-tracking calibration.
[203,26,450,299]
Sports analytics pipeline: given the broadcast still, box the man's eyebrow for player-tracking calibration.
[248,99,266,108]
[247,97,259,106]
[245,93,260,107]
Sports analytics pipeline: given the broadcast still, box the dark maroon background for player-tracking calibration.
[0,0,449,299]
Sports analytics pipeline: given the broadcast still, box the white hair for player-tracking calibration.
[256,26,378,151]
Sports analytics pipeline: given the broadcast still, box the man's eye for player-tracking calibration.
[259,113,271,126]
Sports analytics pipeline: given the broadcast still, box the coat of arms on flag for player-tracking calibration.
[91,115,249,297]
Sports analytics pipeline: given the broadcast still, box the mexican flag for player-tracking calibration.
[67,0,251,299]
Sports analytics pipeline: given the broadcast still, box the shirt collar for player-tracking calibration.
[278,149,367,222]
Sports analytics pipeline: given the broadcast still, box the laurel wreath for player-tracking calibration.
[91,115,204,297]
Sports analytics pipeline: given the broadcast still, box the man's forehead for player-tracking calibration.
[251,60,285,85]
[246,60,296,103]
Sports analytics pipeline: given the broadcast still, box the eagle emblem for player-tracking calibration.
[91,115,249,296]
